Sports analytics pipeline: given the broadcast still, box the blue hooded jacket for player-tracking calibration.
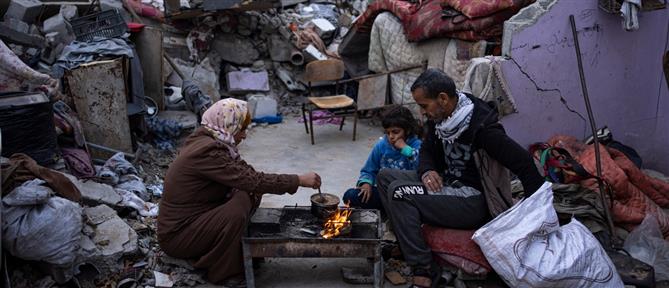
[357,135,422,186]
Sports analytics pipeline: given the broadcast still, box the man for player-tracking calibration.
[377,68,544,287]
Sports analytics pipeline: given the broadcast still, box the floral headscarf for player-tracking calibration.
[201,98,249,147]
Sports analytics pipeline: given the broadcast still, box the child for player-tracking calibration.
[343,105,422,210]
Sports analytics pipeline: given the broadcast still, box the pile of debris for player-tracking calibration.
[169,0,365,116]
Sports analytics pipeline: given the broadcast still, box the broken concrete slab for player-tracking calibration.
[83,205,139,258]
[226,70,270,93]
[213,33,260,65]
[78,205,139,274]
[63,173,123,207]
[172,57,222,102]
[4,17,29,33]
[311,18,336,39]
[502,0,558,57]
[43,14,70,37]
[156,110,198,129]
[4,0,42,24]
[269,34,295,62]
[275,67,306,92]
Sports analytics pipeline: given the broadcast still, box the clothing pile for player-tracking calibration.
[545,135,669,239]
[354,0,536,42]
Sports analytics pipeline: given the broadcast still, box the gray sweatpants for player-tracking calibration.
[377,169,489,267]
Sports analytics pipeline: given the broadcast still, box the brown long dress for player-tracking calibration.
[157,128,299,284]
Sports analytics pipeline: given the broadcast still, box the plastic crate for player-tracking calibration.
[70,9,127,42]
[599,0,666,14]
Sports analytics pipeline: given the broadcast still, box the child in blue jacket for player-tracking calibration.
[343,106,422,210]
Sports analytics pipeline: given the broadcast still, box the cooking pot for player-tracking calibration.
[310,193,340,220]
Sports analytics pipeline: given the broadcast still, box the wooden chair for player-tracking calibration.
[301,59,358,145]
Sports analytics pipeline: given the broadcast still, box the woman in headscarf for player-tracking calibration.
[158,99,321,286]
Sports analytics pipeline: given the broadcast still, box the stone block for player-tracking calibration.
[247,94,278,118]
[80,205,139,273]
[5,0,42,24]
[63,173,123,207]
[226,70,270,94]
[269,34,294,62]
[3,18,29,33]
[43,14,68,35]
[83,205,138,258]
[311,18,336,38]
[213,33,260,65]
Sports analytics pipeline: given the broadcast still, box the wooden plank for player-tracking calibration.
[357,74,388,110]
[132,26,165,110]
[65,58,133,159]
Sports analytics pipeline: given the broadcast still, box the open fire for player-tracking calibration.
[321,204,352,239]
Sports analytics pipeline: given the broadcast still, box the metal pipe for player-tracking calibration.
[86,142,135,160]
[290,50,304,66]
[570,15,618,248]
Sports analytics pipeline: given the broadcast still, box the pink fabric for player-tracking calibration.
[441,0,516,18]
[123,0,164,22]
[298,110,344,126]
[61,148,96,178]
[422,225,492,275]
[354,0,534,42]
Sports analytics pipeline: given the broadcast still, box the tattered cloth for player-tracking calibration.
[440,0,518,18]
[1,153,82,202]
[422,225,492,276]
[353,0,534,42]
[547,135,669,239]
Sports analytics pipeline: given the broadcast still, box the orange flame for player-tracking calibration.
[321,202,352,239]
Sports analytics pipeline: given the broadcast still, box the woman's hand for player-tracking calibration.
[421,170,443,193]
[298,172,321,189]
[358,183,372,203]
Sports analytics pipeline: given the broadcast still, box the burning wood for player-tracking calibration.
[321,206,352,239]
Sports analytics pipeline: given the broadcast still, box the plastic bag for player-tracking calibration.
[472,182,623,287]
[2,180,82,265]
[623,214,669,281]
[117,189,158,217]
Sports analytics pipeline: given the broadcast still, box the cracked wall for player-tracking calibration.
[498,0,669,173]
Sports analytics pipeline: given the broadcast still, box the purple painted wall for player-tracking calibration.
[501,1,669,173]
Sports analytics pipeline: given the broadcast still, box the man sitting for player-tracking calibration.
[377,68,544,288]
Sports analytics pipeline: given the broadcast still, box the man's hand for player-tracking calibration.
[392,138,407,150]
[298,172,321,189]
[422,171,443,193]
[358,183,372,203]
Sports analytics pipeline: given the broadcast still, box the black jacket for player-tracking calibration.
[418,94,544,195]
